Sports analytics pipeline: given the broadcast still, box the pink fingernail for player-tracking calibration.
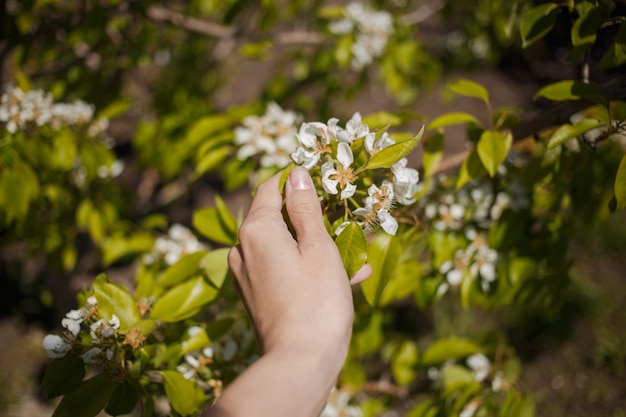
[290,167,313,190]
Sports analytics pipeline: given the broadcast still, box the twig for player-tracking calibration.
[147,5,236,38]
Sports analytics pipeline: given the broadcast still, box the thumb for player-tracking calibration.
[285,167,328,245]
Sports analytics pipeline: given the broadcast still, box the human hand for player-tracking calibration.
[228,167,370,361]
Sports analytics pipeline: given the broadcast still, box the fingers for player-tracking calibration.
[285,167,329,247]
[349,263,372,285]
[245,172,284,222]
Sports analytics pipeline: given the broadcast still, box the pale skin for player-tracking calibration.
[204,167,371,417]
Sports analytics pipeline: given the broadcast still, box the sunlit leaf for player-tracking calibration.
[421,337,481,366]
[448,79,489,104]
[93,279,141,330]
[335,223,368,278]
[477,130,512,177]
[203,248,231,289]
[361,233,401,306]
[428,112,480,130]
[533,80,608,107]
[366,126,424,169]
[159,371,205,416]
[547,118,603,149]
[391,340,419,387]
[520,3,560,48]
[159,251,206,287]
[456,148,487,188]
[151,276,218,322]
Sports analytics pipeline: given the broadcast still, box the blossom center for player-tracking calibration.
[330,164,355,188]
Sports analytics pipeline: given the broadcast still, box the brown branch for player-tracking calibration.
[147,5,236,38]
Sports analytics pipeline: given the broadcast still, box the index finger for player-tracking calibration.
[246,171,283,221]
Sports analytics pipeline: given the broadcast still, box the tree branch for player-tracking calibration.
[147,5,236,38]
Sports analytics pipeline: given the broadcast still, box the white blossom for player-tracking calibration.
[467,353,491,382]
[43,334,72,358]
[145,223,207,265]
[392,158,420,205]
[329,2,394,71]
[234,102,301,168]
[321,143,357,200]
[292,122,332,169]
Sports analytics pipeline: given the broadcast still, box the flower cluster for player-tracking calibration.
[320,387,362,417]
[419,173,531,294]
[291,112,420,236]
[42,296,139,382]
[143,223,208,266]
[438,227,498,293]
[427,352,511,417]
[328,2,394,70]
[0,85,108,137]
[234,102,302,168]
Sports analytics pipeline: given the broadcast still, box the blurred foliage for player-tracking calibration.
[1,0,625,416]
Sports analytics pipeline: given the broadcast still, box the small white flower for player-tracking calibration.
[467,353,491,382]
[365,131,395,155]
[61,318,82,338]
[292,122,331,169]
[321,143,357,200]
[43,334,72,358]
[392,158,420,205]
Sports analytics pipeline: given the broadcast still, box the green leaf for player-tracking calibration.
[93,280,141,330]
[456,148,487,188]
[362,111,403,129]
[615,153,626,210]
[192,197,238,246]
[379,259,422,305]
[360,233,402,306]
[391,340,419,387]
[105,380,139,416]
[571,3,606,48]
[0,161,40,221]
[202,248,231,289]
[151,276,218,322]
[335,223,368,278]
[186,115,233,148]
[442,364,475,393]
[407,400,438,417]
[421,337,481,366]
[159,251,206,287]
[533,80,608,107]
[599,22,626,69]
[448,79,489,104]
[195,146,231,177]
[520,3,560,48]
[546,118,603,149]
[428,112,480,130]
[42,353,85,398]
[181,327,211,355]
[98,99,131,119]
[159,370,205,416]
[101,232,155,267]
[224,157,255,191]
[366,126,424,169]
[52,374,118,417]
[476,130,513,177]
[51,131,77,170]
[423,132,444,177]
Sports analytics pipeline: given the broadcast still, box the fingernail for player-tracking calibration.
[289,167,313,190]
